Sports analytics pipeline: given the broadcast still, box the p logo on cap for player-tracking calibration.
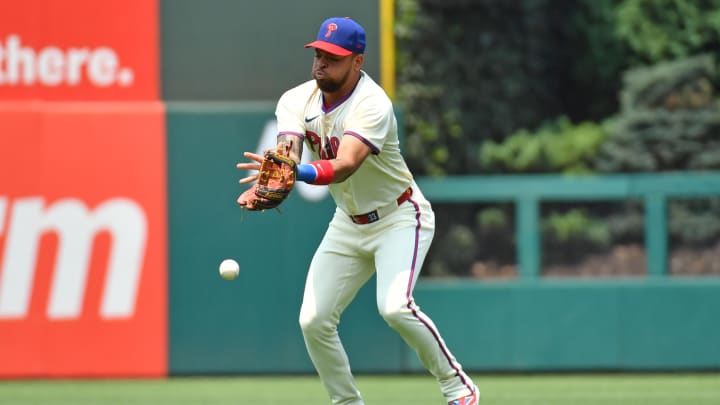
[324,23,338,38]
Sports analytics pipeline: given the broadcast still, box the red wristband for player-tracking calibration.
[309,160,335,185]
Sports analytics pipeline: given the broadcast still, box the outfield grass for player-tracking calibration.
[0,373,718,404]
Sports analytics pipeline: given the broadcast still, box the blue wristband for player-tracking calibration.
[296,163,318,183]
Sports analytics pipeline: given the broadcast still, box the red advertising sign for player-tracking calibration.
[0,102,167,376]
[0,0,158,100]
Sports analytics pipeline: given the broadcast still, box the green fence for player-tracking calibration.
[418,173,720,278]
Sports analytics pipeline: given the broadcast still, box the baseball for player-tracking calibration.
[219,259,240,280]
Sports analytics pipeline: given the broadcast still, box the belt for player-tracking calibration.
[350,187,413,225]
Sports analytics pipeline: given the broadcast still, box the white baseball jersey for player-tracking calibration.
[275,71,413,215]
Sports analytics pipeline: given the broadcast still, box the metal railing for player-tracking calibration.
[417,172,720,278]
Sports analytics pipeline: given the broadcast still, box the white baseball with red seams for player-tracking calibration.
[218,259,240,280]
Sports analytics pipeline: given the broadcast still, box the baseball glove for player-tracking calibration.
[237,143,297,211]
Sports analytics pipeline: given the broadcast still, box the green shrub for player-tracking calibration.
[480,117,608,174]
[595,55,720,172]
[544,209,611,246]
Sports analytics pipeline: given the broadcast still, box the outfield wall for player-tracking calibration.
[412,279,720,371]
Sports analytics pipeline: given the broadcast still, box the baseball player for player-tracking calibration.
[237,17,479,405]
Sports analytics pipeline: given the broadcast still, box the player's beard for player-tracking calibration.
[314,69,350,93]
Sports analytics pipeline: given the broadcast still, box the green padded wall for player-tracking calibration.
[409,279,720,371]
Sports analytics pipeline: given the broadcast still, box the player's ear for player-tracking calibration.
[353,54,364,71]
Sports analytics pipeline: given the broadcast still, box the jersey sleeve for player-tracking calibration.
[275,90,306,138]
[343,95,394,155]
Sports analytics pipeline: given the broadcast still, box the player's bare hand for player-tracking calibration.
[236,152,264,184]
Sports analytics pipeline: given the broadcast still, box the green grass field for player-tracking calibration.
[1,373,719,404]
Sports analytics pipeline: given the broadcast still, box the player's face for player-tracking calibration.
[312,49,361,93]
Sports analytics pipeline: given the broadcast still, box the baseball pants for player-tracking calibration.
[299,185,476,404]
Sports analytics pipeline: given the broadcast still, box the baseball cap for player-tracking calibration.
[304,17,366,56]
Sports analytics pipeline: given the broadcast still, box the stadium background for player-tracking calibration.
[1,0,719,381]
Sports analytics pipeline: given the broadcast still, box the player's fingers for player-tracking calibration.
[239,174,258,184]
[244,152,264,163]
[236,162,261,171]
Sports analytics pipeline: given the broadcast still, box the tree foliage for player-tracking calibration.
[396,0,634,176]
[596,54,720,172]
[396,0,577,175]
[615,0,720,63]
